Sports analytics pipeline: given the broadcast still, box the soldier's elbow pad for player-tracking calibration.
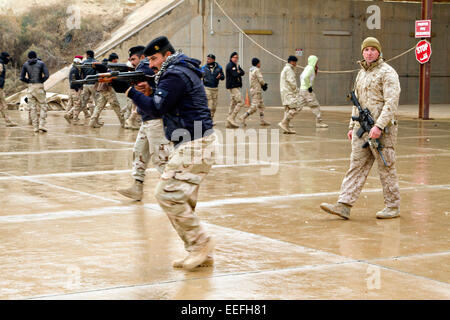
[153,88,169,109]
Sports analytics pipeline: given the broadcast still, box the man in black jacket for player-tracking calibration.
[0,52,17,127]
[64,55,90,125]
[126,36,216,271]
[20,51,50,133]
[225,52,245,128]
[201,54,224,121]
[80,50,98,122]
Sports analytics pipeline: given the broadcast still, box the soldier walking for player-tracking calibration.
[320,37,401,220]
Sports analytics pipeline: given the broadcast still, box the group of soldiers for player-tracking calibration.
[0,35,401,271]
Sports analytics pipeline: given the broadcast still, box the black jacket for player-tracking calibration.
[20,58,49,84]
[69,65,83,91]
[81,57,97,78]
[0,58,6,89]
[201,62,224,88]
[225,61,245,89]
[128,53,213,146]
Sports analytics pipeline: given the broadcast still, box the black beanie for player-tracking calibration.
[252,58,260,66]
[28,51,37,59]
[230,52,238,60]
[108,53,119,61]
[287,55,298,63]
[207,53,216,60]
[86,50,95,58]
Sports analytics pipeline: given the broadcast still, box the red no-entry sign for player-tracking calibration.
[415,40,432,64]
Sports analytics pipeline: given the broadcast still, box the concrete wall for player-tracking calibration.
[54,0,450,107]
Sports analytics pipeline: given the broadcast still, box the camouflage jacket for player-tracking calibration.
[249,66,265,94]
[349,59,401,130]
[280,63,298,106]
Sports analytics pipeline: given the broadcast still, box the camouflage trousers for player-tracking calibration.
[205,87,218,118]
[0,88,13,124]
[132,119,172,182]
[155,133,217,252]
[298,90,322,119]
[285,90,321,119]
[248,91,265,116]
[228,88,243,117]
[66,89,90,120]
[27,84,47,129]
[338,124,400,208]
[93,88,124,126]
[79,84,97,117]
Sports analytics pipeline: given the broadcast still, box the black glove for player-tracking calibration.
[261,83,268,91]
[308,87,313,93]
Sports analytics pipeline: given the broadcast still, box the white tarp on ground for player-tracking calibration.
[6,91,69,111]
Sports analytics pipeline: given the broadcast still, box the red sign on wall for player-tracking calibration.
[415,40,432,64]
[415,20,431,38]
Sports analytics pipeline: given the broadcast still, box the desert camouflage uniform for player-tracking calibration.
[132,119,173,181]
[280,63,301,119]
[205,87,219,118]
[228,88,243,116]
[66,89,90,120]
[90,83,124,127]
[80,84,97,117]
[0,88,14,125]
[155,133,217,252]
[248,66,265,116]
[338,58,401,208]
[27,83,48,129]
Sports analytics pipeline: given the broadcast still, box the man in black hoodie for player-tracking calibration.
[20,51,50,133]
[0,52,17,127]
[225,51,245,128]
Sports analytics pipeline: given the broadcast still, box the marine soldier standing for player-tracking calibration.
[320,37,401,220]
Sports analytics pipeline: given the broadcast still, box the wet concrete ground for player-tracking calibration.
[0,107,449,299]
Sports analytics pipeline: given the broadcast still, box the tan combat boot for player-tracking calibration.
[5,120,17,127]
[376,207,400,219]
[182,237,216,271]
[173,256,214,269]
[320,202,351,220]
[316,118,329,128]
[226,115,239,128]
[64,113,72,124]
[89,117,103,128]
[239,112,249,127]
[117,180,144,201]
[278,119,295,134]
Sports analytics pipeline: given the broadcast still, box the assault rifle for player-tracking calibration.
[72,71,155,93]
[74,62,134,72]
[348,91,388,166]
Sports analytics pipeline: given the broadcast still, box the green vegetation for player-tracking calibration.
[0,0,122,96]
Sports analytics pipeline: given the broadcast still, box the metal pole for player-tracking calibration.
[419,0,432,119]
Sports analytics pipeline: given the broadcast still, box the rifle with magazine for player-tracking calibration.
[348,90,388,167]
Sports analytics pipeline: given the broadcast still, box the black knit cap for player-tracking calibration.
[144,36,173,56]
[28,51,37,59]
[1,52,10,58]
[207,53,216,60]
[86,50,95,58]
[129,45,145,58]
[287,55,298,63]
[252,58,260,66]
[108,53,119,61]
